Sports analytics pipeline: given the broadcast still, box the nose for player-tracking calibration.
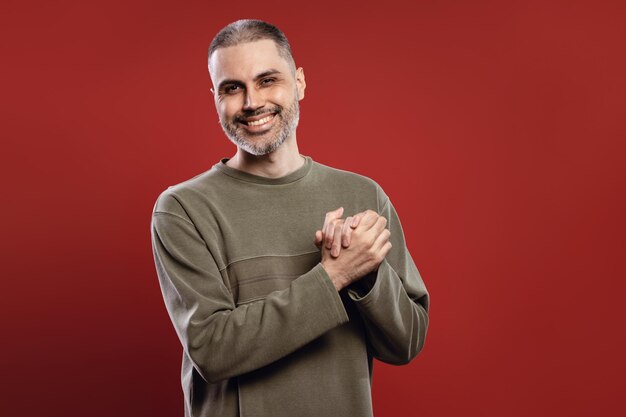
[243,87,264,111]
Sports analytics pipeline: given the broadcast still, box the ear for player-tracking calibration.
[295,67,306,100]
[209,86,218,108]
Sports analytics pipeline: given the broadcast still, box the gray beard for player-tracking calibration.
[220,95,300,156]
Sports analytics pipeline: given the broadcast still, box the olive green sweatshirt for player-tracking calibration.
[150,155,430,417]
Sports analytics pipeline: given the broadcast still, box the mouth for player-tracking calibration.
[238,112,277,132]
[246,114,274,126]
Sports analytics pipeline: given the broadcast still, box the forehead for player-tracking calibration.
[209,39,291,84]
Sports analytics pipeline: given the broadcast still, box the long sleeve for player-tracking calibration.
[347,190,430,365]
[151,196,349,384]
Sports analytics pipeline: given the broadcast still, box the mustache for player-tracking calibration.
[235,106,282,123]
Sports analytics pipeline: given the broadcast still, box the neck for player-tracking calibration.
[226,136,305,178]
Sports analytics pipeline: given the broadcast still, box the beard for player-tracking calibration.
[219,93,300,156]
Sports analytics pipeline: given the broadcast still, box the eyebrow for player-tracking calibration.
[216,69,282,91]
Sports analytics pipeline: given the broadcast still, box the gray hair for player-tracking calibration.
[208,19,296,74]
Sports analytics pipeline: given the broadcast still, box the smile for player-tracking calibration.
[246,114,274,126]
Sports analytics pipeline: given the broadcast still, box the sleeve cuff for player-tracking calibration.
[347,259,389,305]
[312,262,350,324]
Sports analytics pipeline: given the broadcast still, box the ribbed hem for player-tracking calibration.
[213,155,313,185]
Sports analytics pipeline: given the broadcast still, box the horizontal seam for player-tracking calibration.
[231,274,300,288]
[220,250,319,271]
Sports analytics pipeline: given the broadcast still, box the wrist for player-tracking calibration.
[320,261,347,291]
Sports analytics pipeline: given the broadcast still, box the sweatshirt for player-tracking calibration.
[150,154,430,417]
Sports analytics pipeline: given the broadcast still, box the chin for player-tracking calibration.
[245,143,280,156]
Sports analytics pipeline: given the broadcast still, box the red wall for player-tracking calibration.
[2,1,624,416]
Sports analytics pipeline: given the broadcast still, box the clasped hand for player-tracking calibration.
[314,207,392,291]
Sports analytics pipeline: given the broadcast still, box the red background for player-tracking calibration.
[1,0,624,416]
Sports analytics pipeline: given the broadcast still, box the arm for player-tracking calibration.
[151,195,349,384]
[347,192,430,365]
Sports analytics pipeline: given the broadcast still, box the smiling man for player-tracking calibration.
[151,19,430,417]
[210,38,302,158]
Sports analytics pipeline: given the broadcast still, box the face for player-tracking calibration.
[209,39,306,156]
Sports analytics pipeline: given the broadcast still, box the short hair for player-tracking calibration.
[208,19,296,74]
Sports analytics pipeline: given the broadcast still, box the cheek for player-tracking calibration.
[268,86,294,104]
[218,100,240,119]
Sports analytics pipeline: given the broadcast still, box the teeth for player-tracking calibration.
[248,114,273,126]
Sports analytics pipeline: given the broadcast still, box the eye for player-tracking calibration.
[224,85,241,94]
[260,78,276,86]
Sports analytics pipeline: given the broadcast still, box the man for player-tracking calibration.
[151,19,430,417]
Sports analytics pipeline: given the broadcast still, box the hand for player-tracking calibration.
[320,210,392,291]
[314,208,364,258]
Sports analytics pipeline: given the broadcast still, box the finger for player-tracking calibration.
[325,219,343,249]
[350,213,363,228]
[341,217,353,247]
[314,230,322,248]
[324,220,334,249]
[322,207,344,244]
[372,228,391,251]
[331,221,344,257]
[345,225,355,247]
[381,241,393,258]
[356,210,380,230]
[370,215,388,236]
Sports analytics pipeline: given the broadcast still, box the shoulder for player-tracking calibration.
[311,159,379,189]
[152,166,225,217]
[311,159,390,212]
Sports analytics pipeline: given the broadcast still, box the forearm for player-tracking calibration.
[348,259,429,364]
[347,191,430,364]
[169,264,349,383]
[152,211,349,383]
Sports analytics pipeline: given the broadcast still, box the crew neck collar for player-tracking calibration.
[213,155,313,185]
